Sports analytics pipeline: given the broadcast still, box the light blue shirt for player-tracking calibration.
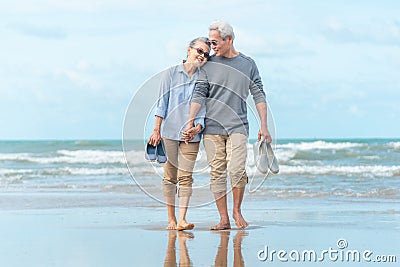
[155,64,206,142]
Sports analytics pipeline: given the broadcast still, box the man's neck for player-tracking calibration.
[223,47,239,58]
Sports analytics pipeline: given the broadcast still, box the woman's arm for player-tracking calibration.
[148,116,163,146]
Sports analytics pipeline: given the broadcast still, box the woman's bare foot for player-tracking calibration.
[166,219,177,230]
[176,219,194,231]
[233,211,248,229]
[210,221,231,230]
[177,231,195,239]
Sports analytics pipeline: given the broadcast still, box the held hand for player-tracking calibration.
[181,124,201,144]
[258,125,272,144]
[182,127,196,144]
[148,130,161,146]
[181,123,193,144]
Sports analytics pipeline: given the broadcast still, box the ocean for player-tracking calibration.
[1,139,399,204]
[2,139,399,267]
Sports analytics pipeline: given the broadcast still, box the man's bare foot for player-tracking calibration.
[233,230,248,246]
[166,220,177,230]
[210,221,231,230]
[233,211,248,229]
[176,221,195,231]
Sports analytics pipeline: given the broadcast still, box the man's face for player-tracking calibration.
[209,29,230,57]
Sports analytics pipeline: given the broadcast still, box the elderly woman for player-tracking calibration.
[147,37,210,230]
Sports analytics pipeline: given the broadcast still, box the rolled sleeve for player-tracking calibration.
[191,69,209,105]
[154,69,172,118]
[155,94,168,118]
[194,102,206,130]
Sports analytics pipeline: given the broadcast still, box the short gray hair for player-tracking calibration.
[184,37,211,62]
[189,37,211,50]
[209,20,235,41]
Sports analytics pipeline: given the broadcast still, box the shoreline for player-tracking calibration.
[1,190,399,209]
[1,191,399,266]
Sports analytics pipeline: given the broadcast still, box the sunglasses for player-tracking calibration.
[191,47,210,59]
[210,40,218,46]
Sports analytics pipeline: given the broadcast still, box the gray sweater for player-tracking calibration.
[192,53,266,136]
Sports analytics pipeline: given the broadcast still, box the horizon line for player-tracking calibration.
[0,137,399,142]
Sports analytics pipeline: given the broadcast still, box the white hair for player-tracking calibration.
[209,20,235,41]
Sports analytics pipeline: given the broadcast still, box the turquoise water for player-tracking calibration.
[1,139,399,266]
[1,139,399,200]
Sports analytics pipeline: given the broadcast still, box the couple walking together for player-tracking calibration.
[147,20,272,231]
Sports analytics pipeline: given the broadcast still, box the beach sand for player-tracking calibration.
[1,191,399,267]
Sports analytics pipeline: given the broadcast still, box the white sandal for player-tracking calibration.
[253,138,279,174]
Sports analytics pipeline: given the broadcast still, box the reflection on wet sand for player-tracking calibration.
[214,231,247,267]
[164,231,194,267]
[164,230,247,266]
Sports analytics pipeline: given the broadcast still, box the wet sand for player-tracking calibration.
[1,192,399,266]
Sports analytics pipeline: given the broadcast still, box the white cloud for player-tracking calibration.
[348,104,362,116]
[6,22,67,39]
[0,0,143,13]
[322,17,400,45]
[1,0,400,139]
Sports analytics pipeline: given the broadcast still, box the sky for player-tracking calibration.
[1,0,399,140]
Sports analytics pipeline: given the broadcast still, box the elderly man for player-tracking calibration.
[183,20,272,229]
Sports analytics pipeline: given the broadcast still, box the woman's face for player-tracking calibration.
[186,41,210,66]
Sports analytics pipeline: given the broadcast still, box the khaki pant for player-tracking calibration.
[203,133,248,193]
[162,138,200,197]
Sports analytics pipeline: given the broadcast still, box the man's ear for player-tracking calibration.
[228,35,233,44]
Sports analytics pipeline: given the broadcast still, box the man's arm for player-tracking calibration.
[256,101,272,143]
[182,68,209,142]
[248,58,271,143]
[182,102,202,143]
